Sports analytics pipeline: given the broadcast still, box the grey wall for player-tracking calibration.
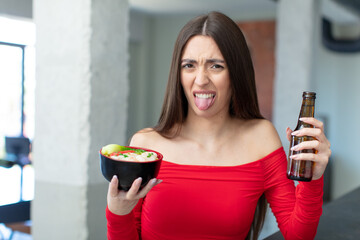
[314,27,360,200]
[0,0,32,18]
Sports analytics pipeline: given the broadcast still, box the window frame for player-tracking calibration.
[0,41,26,136]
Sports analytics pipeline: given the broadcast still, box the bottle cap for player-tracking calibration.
[303,91,316,98]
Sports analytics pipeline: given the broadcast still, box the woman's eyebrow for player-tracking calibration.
[181,59,196,63]
[181,58,225,63]
[207,58,225,63]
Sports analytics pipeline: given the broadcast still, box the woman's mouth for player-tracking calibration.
[193,92,216,110]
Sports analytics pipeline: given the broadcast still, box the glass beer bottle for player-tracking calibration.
[287,91,316,181]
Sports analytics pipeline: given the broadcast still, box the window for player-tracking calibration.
[0,42,25,138]
[0,16,35,158]
[0,16,35,204]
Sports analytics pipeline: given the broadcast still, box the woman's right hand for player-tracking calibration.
[107,175,162,215]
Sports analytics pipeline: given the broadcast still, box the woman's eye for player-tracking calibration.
[182,63,194,69]
[211,64,224,69]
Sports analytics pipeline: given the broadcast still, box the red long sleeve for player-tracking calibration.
[106,206,138,240]
[106,198,143,240]
[106,147,323,240]
[264,149,323,239]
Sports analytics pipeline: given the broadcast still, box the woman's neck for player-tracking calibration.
[180,110,238,146]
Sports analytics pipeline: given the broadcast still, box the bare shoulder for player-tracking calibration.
[243,119,283,157]
[255,119,282,151]
[130,128,184,162]
[129,128,163,149]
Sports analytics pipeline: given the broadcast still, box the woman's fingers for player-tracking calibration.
[291,140,320,152]
[126,177,143,199]
[106,177,162,216]
[108,176,163,202]
[289,117,330,152]
[287,117,331,180]
[292,139,330,153]
[291,128,319,136]
[291,127,323,139]
[286,127,292,142]
[290,152,329,164]
[290,152,329,180]
[292,129,330,151]
[126,177,162,199]
[108,175,120,198]
[299,117,324,130]
[137,178,160,198]
[291,118,326,140]
[290,152,316,161]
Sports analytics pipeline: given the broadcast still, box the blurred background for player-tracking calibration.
[0,0,359,239]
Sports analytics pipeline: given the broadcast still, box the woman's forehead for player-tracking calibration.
[182,35,224,60]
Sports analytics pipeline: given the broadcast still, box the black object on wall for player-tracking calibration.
[322,18,360,53]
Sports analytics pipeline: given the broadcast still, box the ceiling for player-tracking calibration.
[129,0,360,25]
[128,0,277,16]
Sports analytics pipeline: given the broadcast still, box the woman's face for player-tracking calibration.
[181,35,231,118]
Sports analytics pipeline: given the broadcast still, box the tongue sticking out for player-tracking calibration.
[195,97,214,110]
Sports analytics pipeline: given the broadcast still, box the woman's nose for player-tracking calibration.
[194,68,210,86]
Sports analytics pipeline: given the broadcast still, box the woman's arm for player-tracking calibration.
[264,150,323,239]
[264,117,331,239]
[106,176,159,240]
[106,131,162,239]
[106,196,144,240]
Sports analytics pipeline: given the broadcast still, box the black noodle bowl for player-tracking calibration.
[99,146,162,191]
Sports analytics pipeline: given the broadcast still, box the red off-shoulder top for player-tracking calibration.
[106,147,323,240]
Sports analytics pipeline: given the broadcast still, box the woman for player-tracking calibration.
[106,12,331,240]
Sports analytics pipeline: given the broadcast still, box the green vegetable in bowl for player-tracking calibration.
[101,144,145,156]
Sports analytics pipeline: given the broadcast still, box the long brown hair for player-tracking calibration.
[154,12,267,239]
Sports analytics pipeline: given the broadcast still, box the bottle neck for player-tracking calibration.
[295,97,315,130]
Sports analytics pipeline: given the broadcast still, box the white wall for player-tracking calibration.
[33,0,129,239]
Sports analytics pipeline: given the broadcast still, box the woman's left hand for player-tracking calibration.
[286,117,331,180]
